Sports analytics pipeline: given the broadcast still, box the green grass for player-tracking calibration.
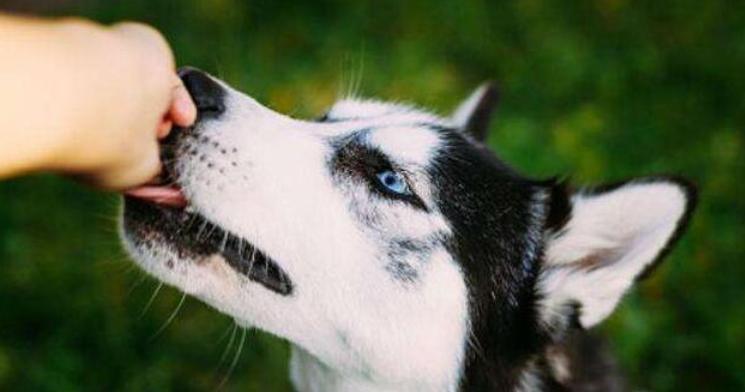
[0,0,743,390]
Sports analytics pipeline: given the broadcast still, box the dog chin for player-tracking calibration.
[121,196,294,296]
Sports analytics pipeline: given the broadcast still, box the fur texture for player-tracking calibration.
[121,69,696,391]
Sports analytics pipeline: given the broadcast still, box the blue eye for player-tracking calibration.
[376,170,410,195]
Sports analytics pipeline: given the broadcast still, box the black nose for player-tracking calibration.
[178,67,225,116]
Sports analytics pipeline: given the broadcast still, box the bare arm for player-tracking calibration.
[0,15,195,189]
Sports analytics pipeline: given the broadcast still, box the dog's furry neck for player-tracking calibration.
[288,328,626,392]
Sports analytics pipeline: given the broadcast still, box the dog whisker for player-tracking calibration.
[139,282,163,318]
[217,327,247,391]
[247,247,257,278]
[150,292,187,340]
[220,232,229,254]
[195,219,210,241]
[214,322,238,375]
[125,273,148,298]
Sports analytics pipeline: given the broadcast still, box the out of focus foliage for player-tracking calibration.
[0,0,742,390]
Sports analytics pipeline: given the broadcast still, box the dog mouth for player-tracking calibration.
[123,140,293,296]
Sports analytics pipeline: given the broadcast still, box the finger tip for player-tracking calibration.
[175,100,198,126]
[157,120,172,138]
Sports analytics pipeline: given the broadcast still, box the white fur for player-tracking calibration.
[368,125,441,170]
[541,181,688,327]
[123,80,469,391]
[327,99,442,125]
[121,74,690,391]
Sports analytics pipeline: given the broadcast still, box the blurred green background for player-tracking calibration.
[0,0,743,390]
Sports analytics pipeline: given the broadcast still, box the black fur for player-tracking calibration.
[543,179,573,233]
[461,83,500,142]
[425,127,697,390]
[428,128,549,390]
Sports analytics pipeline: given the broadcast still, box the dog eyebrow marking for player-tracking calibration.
[330,132,430,212]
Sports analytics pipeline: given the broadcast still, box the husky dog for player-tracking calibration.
[121,68,696,391]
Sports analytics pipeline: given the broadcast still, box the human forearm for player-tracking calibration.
[0,15,194,189]
[0,16,117,177]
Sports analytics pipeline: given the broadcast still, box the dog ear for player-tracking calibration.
[450,82,499,142]
[539,177,696,328]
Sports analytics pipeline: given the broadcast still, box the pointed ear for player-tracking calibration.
[450,82,500,142]
[539,177,697,328]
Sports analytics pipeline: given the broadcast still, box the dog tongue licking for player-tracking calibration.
[125,185,187,208]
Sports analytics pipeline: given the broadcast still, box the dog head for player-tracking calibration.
[121,68,695,390]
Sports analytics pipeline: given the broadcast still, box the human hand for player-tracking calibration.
[56,22,197,190]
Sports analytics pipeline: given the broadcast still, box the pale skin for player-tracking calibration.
[0,15,197,190]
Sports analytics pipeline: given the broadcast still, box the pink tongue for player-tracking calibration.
[125,186,187,208]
